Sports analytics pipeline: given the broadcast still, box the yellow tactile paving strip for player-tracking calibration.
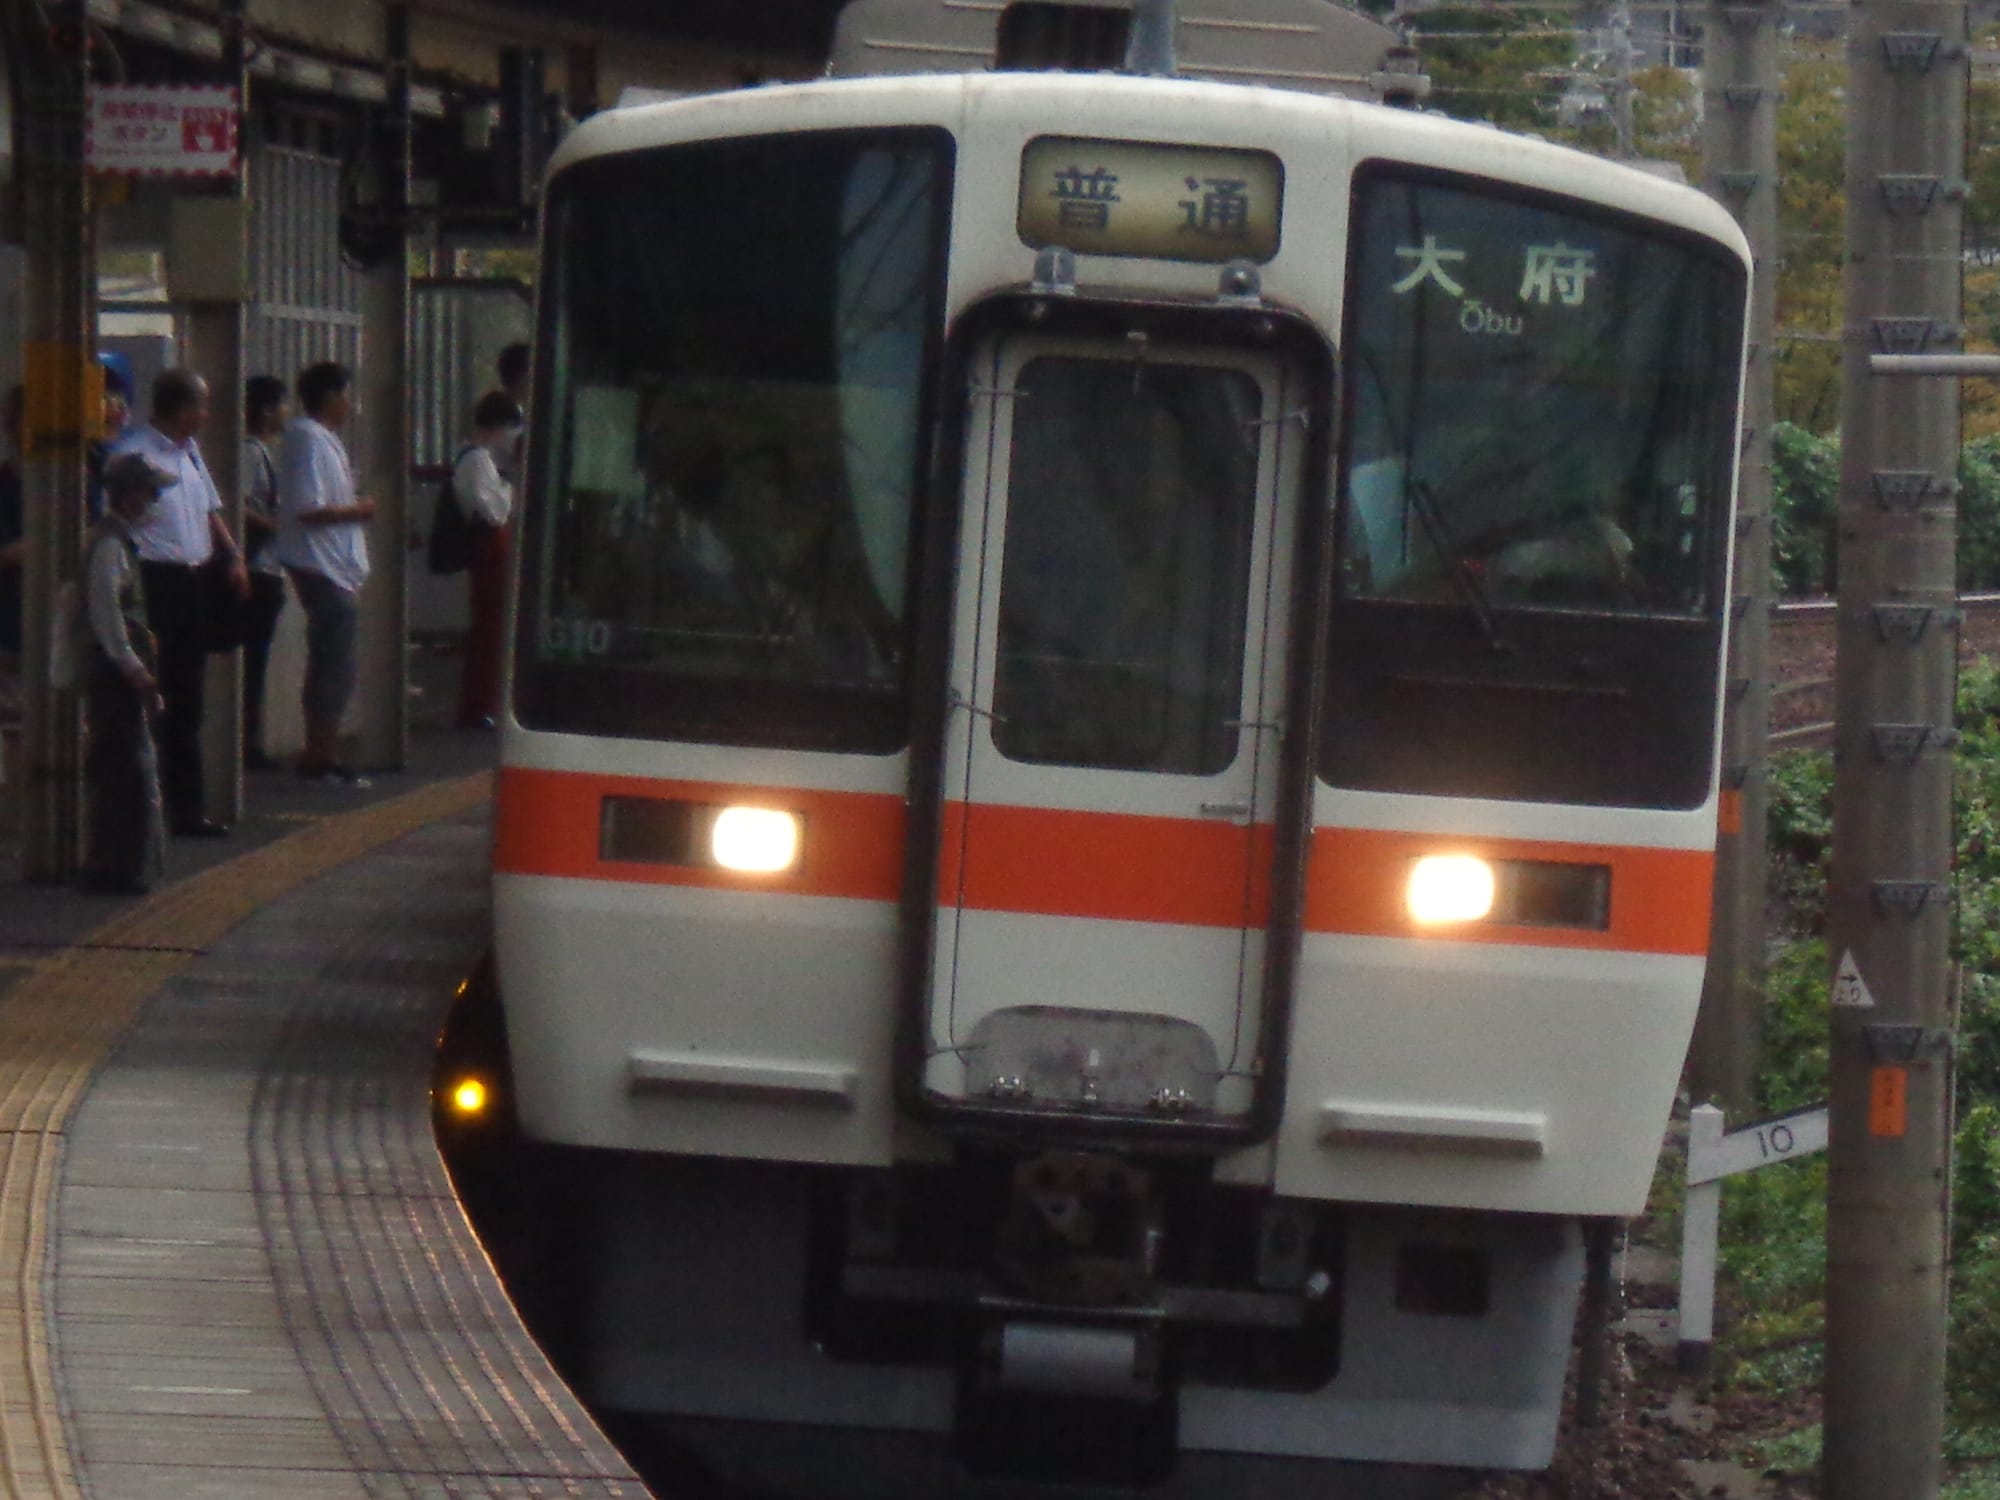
[0,771,492,1500]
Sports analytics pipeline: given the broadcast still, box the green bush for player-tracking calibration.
[1759,939,1830,1115]
[1767,748,1833,940]
[1954,1227,2000,1432]
[1771,422,1839,596]
[1765,433,2000,594]
[1964,439,2000,595]
[1728,652,2000,1459]
[1716,1154,1826,1385]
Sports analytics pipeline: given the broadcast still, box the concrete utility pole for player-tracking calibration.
[182,0,251,829]
[12,0,95,884]
[1823,0,1967,1489]
[1689,0,1780,1115]
[352,0,413,773]
[1609,0,1636,159]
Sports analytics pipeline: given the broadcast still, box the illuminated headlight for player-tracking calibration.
[711,806,802,874]
[1407,854,1497,925]
[449,1077,489,1117]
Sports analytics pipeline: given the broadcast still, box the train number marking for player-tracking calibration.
[542,616,613,657]
[1686,1104,1829,1185]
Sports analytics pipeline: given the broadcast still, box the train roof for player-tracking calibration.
[550,72,1751,263]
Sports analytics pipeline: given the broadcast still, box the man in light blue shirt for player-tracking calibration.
[276,361,375,786]
[109,368,249,836]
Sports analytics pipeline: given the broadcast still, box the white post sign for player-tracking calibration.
[1678,1102,1829,1367]
[86,86,239,178]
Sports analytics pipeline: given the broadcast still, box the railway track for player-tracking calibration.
[1767,593,2000,748]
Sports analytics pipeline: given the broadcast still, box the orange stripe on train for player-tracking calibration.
[493,765,905,901]
[1305,827,1713,956]
[493,767,1712,953]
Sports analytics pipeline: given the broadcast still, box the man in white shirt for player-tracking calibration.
[109,368,249,837]
[276,361,376,786]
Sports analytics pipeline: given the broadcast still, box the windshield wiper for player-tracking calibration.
[1407,479,1515,655]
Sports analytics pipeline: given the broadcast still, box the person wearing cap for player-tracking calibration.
[77,453,173,895]
[109,367,249,837]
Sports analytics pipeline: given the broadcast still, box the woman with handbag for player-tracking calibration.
[453,390,523,729]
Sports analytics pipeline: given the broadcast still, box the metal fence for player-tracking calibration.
[409,278,533,473]
[246,145,364,394]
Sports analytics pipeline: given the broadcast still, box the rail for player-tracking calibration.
[1767,593,2000,749]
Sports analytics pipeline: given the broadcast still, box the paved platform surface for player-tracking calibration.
[0,725,648,1499]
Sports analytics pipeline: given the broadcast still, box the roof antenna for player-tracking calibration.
[1123,0,1178,77]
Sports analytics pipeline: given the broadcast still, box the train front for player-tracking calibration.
[492,76,1750,1496]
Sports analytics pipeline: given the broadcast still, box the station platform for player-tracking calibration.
[0,725,647,1498]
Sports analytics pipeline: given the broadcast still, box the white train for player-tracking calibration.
[488,9,1748,1493]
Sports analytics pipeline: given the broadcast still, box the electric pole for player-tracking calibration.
[11,0,95,884]
[1610,0,1636,159]
[1823,0,1967,1490]
[1691,0,1781,1116]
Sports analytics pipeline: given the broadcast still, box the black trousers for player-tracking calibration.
[242,570,286,755]
[139,560,209,826]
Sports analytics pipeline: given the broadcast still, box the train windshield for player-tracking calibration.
[1339,171,1740,618]
[514,127,953,748]
[1326,169,1746,808]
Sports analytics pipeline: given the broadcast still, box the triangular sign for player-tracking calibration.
[1831,949,1877,1009]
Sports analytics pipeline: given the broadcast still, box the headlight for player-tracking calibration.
[1407,854,1496,924]
[711,806,802,874]
[448,1076,489,1117]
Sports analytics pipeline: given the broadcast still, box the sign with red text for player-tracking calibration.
[87,86,238,177]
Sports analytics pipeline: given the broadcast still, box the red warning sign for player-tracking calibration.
[87,86,239,177]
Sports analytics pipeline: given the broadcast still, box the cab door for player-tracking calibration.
[920,335,1305,1128]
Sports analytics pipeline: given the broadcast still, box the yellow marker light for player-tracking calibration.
[450,1077,489,1117]
[1407,854,1497,925]
[711,806,802,874]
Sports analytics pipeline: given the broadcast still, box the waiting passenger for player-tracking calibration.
[276,361,375,788]
[452,389,524,729]
[110,367,251,838]
[240,375,291,770]
[77,453,173,895]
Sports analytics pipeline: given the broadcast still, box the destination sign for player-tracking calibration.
[1018,136,1282,265]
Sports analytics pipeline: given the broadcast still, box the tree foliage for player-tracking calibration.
[1773,50,1846,434]
[1770,422,1839,596]
[1768,424,2000,595]
[1404,7,1575,133]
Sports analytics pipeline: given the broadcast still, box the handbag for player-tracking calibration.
[427,446,488,576]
